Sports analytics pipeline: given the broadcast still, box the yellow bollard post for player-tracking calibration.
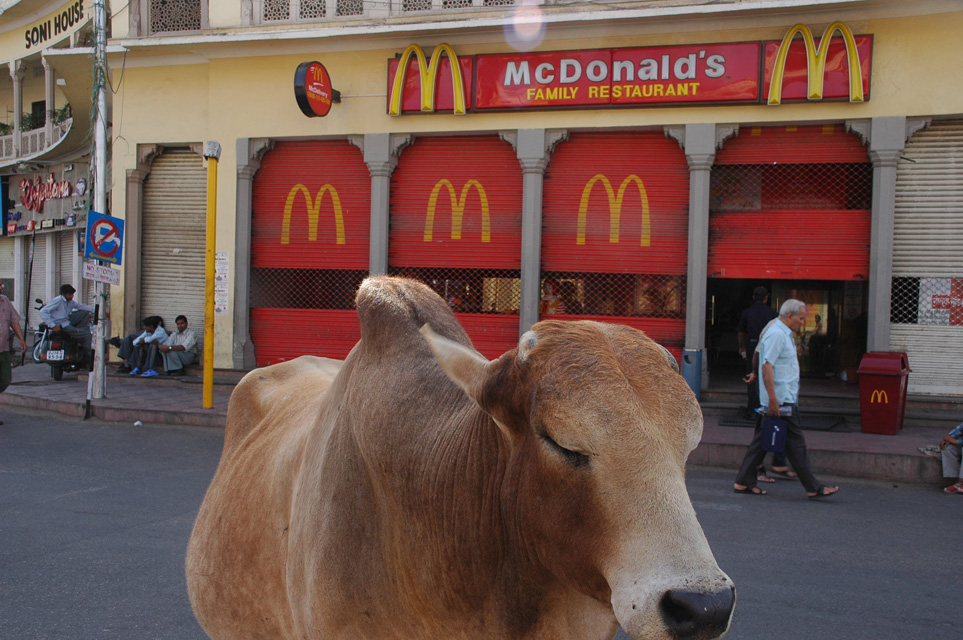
[203,142,221,409]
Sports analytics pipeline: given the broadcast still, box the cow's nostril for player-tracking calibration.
[660,587,735,639]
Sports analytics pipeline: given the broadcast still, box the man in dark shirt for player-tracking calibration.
[737,286,778,418]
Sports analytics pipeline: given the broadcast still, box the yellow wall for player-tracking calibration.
[108,9,963,367]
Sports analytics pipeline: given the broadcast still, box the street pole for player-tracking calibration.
[91,0,108,399]
[202,142,221,409]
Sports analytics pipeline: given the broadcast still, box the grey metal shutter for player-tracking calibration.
[140,149,206,347]
[26,234,47,329]
[0,236,14,291]
[890,120,963,396]
[57,230,76,294]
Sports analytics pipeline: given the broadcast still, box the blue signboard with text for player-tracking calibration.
[84,210,125,266]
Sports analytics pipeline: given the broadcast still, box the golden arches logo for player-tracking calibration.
[424,179,490,243]
[389,43,467,116]
[280,184,345,245]
[768,21,864,106]
[577,174,650,246]
[870,389,889,404]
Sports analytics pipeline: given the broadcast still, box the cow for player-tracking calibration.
[186,276,734,640]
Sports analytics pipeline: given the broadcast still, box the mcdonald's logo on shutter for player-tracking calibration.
[389,43,467,116]
[424,179,490,243]
[768,21,864,106]
[577,174,650,246]
[281,184,346,245]
[870,389,888,404]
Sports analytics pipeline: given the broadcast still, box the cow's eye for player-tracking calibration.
[538,430,590,468]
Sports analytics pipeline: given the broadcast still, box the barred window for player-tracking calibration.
[336,0,364,15]
[301,0,326,19]
[893,276,963,326]
[540,272,686,319]
[891,277,919,324]
[387,267,521,315]
[250,268,367,310]
[711,163,872,212]
[149,0,202,33]
[402,0,432,11]
[263,0,291,21]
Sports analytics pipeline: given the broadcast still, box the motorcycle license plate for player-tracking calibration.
[46,350,65,361]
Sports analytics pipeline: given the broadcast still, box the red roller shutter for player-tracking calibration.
[250,140,370,365]
[541,131,689,358]
[389,136,523,358]
[709,125,871,280]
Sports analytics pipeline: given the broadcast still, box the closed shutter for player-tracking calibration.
[541,131,689,358]
[57,230,76,294]
[709,125,872,280]
[0,237,14,301]
[389,136,523,358]
[141,149,206,344]
[250,140,370,365]
[26,234,46,329]
[890,120,963,396]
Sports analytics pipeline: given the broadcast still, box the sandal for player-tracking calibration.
[943,483,963,494]
[770,468,798,480]
[808,486,840,499]
[757,472,776,483]
[734,486,767,496]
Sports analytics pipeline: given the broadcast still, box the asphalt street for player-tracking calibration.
[1,407,958,640]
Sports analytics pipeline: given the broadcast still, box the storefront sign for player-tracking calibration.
[577,175,650,246]
[424,180,490,243]
[83,262,120,285]
[920,278,963,326]
[294,61,340,118]
[281,184,345,245]
[387,22,871,114]
[19,174,73,213]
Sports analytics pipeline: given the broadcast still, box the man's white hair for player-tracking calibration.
[779,299,806,318]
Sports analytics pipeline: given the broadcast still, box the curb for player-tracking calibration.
[0,391,227,428]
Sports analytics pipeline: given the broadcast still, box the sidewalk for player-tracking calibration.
[0,363,953,485]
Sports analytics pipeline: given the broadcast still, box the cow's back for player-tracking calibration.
[186,355,343,639]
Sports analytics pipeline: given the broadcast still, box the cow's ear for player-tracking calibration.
[419,324,516,437]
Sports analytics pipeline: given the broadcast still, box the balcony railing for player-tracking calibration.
[0,119,72,162]
[257,0,514,23]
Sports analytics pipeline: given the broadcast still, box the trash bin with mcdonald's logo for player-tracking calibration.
[856,352,911,435]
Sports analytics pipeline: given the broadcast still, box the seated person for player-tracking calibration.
[941,423,963,494]
[157,315,197,376]
[40,284,94,351]
[115,316,168,377]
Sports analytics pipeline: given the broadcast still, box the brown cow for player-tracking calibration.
[187,276,734,640]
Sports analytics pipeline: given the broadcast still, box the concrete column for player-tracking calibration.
[9,60,25,157]
[14,235,27,319]
[42,58,55,147]
[233,138,273,370]
[45,233,57,301]
[123,168,146,333]
[508,129,567,335]
[681,123,716,354]
[866,116,906,353]
[361,133,410,276]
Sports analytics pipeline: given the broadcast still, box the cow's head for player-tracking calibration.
[420,320,734,640]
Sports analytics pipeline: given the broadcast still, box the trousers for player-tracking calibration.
[735,404,823,494]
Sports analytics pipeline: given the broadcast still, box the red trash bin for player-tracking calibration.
[857,352,911,435]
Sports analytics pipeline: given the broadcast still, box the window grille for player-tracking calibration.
[149,0,202,33]
[539,272,685,320]
[250,268,368,310]
[710,162,872,213]
[387,267,521,316]
[336,0,364,15]
[263,0,291,21]
[892,276,963,326]
[402,0,432,11]
[301,0,326,19]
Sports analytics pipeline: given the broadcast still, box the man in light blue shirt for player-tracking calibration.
[40,284,94,350]
[734,299,840,499]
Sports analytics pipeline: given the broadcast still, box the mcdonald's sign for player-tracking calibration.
[424,179,490,243]
[388,44,471,116]
[577,174,650,246]
[281,184,345,245]
[869,389,889,404]
[766,21,870,106]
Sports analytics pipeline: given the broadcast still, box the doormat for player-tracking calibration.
[717,411,851,432]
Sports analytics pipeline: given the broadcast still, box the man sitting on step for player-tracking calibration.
[157,315,197,377]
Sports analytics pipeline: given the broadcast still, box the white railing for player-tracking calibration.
[256,0,514,24]
[0,119,72,163]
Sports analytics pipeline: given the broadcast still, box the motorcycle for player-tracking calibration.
[32,299,91,381]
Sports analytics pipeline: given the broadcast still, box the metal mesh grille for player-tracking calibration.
[387,267,521,315]
[402,0,432,11]
[892,276,963,325]
[336,0,364,15]
[483,0,514,5]
[263,0,291,21]
[300,0,326,18]
[539,272,685,318]
[149,0,202,33]
[710,162,872,212]
[443,0,472,7]
[250,268,367,310]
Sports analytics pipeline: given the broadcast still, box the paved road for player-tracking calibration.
[1,408,957,640]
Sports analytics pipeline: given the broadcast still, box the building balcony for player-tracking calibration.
[0,119,72,163]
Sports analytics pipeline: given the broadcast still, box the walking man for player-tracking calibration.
[733,299,840,498]
[0,281,27,425]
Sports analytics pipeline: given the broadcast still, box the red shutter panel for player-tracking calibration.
[709,125,872,280]
[541,131,689,358]
[250,140,370,365]
[389,136,523,358]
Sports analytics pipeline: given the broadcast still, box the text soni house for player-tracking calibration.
[94,0,962,397]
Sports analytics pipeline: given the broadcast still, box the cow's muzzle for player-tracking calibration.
[659,586,735,640]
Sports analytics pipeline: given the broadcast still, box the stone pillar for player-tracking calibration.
[14,235,27,319]
[123,144,161,333]
[42,58,55,147]
[233,138,274,370]
[866,116,907,353]
[360,133,411,276]
[9,60,25,157]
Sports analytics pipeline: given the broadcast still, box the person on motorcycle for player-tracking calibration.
[40,284,94,351]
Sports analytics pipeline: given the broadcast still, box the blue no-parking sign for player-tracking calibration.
[84,211,125,266]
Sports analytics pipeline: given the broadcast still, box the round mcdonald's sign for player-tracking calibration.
[294,61,340,118]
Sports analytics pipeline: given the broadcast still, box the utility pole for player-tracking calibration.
[91,0,109,399]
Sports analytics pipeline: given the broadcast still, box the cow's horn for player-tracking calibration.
[419,324,490,404]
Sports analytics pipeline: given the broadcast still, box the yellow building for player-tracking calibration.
[14,0,963,395]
